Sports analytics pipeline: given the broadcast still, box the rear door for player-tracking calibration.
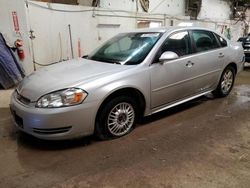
[188,30,226,93]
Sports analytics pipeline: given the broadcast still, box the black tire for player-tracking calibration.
[95,96,138,140]
[212,66,235,97]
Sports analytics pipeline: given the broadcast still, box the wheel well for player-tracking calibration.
[96,88,146,122]
[227,63,237,74]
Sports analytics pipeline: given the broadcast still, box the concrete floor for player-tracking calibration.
[0,68,250,188]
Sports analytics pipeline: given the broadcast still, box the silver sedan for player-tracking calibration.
[10,27,245,140]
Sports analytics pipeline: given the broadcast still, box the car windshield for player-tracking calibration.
[87,32,162,65]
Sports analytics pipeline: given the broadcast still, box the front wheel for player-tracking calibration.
[95,96,137,140]
[213,66,235,97]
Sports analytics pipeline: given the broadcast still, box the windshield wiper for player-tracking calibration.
[98,58,121,64]
[88,56,121,64]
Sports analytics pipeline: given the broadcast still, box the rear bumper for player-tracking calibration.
[10,92,98,140]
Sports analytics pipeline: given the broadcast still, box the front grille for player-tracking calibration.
[245,53,250,57]
[244,44,250,48]
[33,126,72,135]
[15,91,31,105]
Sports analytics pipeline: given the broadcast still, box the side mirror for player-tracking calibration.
[159,51,179,62]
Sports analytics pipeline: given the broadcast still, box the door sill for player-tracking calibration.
[149,90,212,115]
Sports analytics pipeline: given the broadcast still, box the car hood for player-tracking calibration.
[17,59,133,101]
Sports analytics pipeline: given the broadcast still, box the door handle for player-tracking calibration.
[186,61,194,68]
[218,53,224,58]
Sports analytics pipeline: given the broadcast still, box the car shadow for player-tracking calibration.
[16,132,95,151]
[16,94,214,150]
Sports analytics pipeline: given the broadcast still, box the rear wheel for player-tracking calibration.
[95,96,137,140]
[213,66,235,97]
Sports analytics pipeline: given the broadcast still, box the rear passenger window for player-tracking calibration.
[192,30,220,52]
[215,34,227,47]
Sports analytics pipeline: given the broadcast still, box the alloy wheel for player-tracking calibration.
[221,69,233,94]
[107,102,135,136]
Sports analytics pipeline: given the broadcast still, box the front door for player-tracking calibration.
[150,31,197,108]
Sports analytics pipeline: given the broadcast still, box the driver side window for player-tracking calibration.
[163,31,191,56]
[155,31,191,61]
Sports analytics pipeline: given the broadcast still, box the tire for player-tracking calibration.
[212,66,235,97]
[95,96,138,140]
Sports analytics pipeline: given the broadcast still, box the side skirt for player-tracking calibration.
[148,90,212,116]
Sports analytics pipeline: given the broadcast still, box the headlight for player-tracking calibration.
[36,88,88,108]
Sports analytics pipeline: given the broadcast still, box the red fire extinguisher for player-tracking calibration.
[14,39,25,61]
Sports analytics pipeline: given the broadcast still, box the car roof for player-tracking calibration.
[126,26,218,34]
[122,26,228,42]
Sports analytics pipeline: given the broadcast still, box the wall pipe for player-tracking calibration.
[94,13,165,21]
[68,24,74,59]
[94,13,231,25]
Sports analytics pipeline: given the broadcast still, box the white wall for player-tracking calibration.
[1,0,244,72]
[27,2,98,66]
[27,1,139,66]
[149,0,185,15]
[198,0,231,21]
[25,0,243,68]
[0,0,33,74]
[103,0,185,15]
[26,0,188,67]
[77,0,92,6]
[230,21,245,41]
[79,0,186,15]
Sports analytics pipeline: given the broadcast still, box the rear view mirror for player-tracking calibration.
[159,51,179,62]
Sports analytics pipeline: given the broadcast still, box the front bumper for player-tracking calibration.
[10,92,98,140]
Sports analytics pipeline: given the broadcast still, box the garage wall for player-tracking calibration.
[230,21,245,41]
[25,0,241,68]
[198,0,231,21]
[27,1,140,66]
[97,0,185,15]
[27,2,98,66]
[1,0,246,73]
[0,0,33,74]
[26,0,188,67]
[77,0,92,6]
[197,0,248,41]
